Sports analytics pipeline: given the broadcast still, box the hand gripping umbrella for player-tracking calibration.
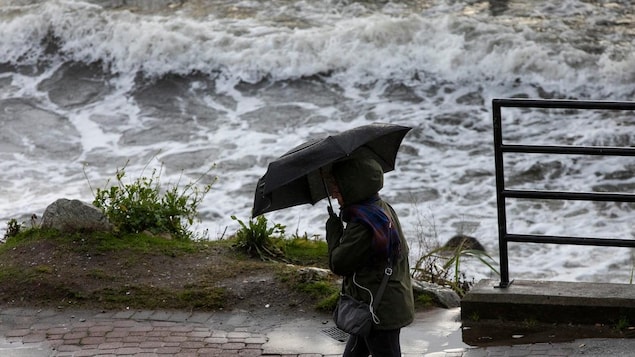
[252,122,412,217]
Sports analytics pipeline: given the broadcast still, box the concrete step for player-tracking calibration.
[461,279,635,325]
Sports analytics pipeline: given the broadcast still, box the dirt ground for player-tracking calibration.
[0,237,331,318]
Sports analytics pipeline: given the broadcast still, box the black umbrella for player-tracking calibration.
[252,122,412,217]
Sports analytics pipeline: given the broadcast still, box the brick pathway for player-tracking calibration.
[3,307,635,356]
[0,307,338,356]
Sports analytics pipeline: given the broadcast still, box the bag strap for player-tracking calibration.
[371,257,393,310]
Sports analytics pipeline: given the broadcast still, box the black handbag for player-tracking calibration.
[333,261,393,337]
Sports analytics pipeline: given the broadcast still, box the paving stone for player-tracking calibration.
[461,349,488,357]
[115,346,143,354]
[131,310,155,320]
[93,311,116,319]
[187,330,212,338]
[113,310,136,319]
[72,320,95,328]
[147,330,170,337]
[31,322,56,330]
[112,320,138,327]
[105,330,129,338]
[130,325,154,333]
[22,333,47,343]
[5,329,31,337]
[181,340,206,349]
[156,346,182,354]
[245,336,267,344]
[167,311,192,322]
[150,311,173,321]
[56,344,83,352]
[239,348,264,356]
[139,340,165,348]
[244,343,263,350]
[123,335,147,343]
[210,330,227,338]
[80,336,106,345]
[197,346,224,354]
[222,342,246,350]
[98,341,124,350]
[63,338,81,345]
[46,327,70,335]
[169,325,195,333]
[63,331,88,340]
[89,324,114,334]
[187,313,214,324]
[164,335,188,343]
[227,331,251,339]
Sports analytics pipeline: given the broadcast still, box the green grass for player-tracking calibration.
[316,292,340,312]
[86,269,113,280]
[1,228,204,256]
[613,316,630,332]
[92,285,226,310]
[0,266,35,283]
[413,291,436,309]
[280,235,329,266]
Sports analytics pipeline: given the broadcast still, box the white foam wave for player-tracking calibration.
[1,0,633,89]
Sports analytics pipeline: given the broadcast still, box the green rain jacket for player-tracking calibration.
[326,157,415,331]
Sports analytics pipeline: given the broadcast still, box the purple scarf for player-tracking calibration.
[341,195,401,265]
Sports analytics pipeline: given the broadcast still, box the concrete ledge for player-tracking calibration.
[461,279,635,325]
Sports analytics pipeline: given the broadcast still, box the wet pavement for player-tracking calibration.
[1,306,634,356]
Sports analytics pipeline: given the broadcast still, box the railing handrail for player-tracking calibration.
[492,98,635,288]
[501,144,635,156]
[492,98,635,110]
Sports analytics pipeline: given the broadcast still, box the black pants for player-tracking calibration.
[342,328,401,357]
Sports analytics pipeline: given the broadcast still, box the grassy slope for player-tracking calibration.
[0,229,336,312]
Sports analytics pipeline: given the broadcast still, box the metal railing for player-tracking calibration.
[492,98,635,288]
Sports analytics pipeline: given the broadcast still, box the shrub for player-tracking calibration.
[3,218,21,240]
[408,202,498,296]
[412,238,499,296]
[90,161,214,240]
[231,215,288,262]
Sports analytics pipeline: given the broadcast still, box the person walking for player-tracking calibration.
[325,154,415,357]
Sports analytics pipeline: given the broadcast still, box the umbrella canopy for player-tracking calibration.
[252,123,412,217]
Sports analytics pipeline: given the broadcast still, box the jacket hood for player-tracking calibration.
[332,157,383,206]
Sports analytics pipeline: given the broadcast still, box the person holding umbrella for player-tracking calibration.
[324,152,415,357]
[252,123,414,356]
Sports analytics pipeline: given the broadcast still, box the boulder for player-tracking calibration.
[412,279,461,308]
[442,234,486,252]
[40,198,113,232]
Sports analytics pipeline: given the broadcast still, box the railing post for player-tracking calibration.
[492,99,510,288]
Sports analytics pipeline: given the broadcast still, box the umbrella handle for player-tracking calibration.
[320,169,335,215]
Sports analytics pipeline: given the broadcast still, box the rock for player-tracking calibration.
[297,267,332,283]
[442,234,486,252]
[412,280,461,308]
[40,198,113,232]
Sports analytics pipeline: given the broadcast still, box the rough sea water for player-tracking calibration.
[1,0,635,284]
